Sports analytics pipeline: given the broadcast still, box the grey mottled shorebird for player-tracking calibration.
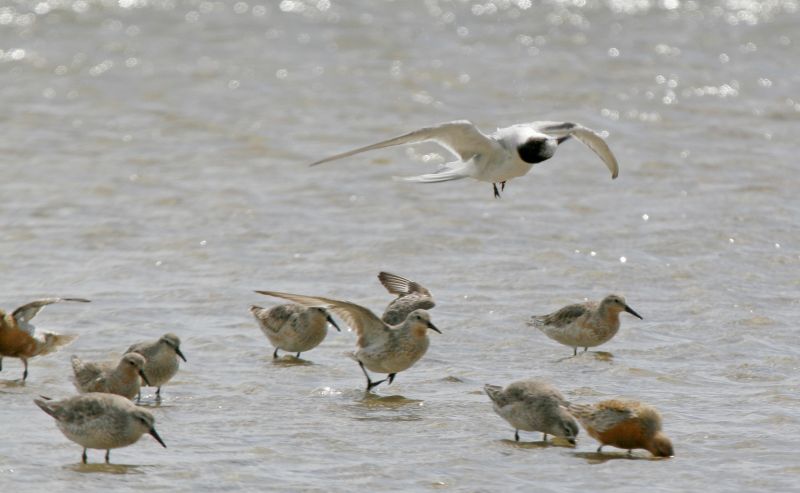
[528,294,643,356]
[71,353,150,400]
[568,399,674,457]
[126,333,186,400]
[250,304,341,358]
[485,379,579,444]
[34,393,166,464]
[0,297,89,381]
[255,290,441,391]
[309,120,619,198]
[378,271,435,325]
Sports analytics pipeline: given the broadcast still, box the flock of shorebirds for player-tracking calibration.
[2,119,674,466]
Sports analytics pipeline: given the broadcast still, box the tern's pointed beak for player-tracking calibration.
[427,321,442,334]
[175,347,187,362]
[624,305,643,320]
[149,427,167,448]
[326,314,341,332]
[138,370,151,387]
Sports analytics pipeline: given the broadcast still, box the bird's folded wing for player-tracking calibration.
[568,403,635,432]
[255,291,390,345]
[309,120,495,165]
[539,303,590,327]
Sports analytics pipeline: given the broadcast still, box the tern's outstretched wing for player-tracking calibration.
[255,290,390,347]
[531,122,619,179]
[309,120,497,166]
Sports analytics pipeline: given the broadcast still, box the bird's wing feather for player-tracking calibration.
[255,291,390,346]
[530,122,619,179]
[309,121,495,165]
[532,302,591,328]
[378,272,432,297]
[12,298,90,334]
[568,402,635,432]
[569,126,619,179]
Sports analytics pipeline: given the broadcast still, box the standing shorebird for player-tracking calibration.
[0,297,90,381]
[250,304,341,359]
[568,399,674,457]
[485,379,579,444]
[255,290,441,391]
[71,353,151,400]
[34,393,166,464]
[126,333,187,400]
[378,271,436,325]
[528,295,643,356]
[308,120,619,198]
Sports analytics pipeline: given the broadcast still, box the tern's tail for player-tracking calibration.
[397,160,474,183]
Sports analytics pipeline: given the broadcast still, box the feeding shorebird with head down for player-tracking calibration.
[485,379,579,445]
[568,399,674,458]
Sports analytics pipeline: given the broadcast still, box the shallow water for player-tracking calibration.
[1,0,799,491]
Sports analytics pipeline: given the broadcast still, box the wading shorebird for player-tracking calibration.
[568,399,674,457]
[0,297,90,381]
[255,290,441,391]
[528,295,643,356]
[308,120,619,198]
[71,353,151,400]
[125,333,187,400]
[34,393,166,464]
[250,304,341,359]
[378,271,436,325]
[485,379,579,444]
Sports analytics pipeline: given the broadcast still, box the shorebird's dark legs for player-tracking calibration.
[493,183,501,199]
[105,450,111,464]
[82,449,88,464]
[515,430,520,442]
[273,348,279,359]
[359,361,387,391]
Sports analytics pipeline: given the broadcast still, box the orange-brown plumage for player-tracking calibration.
[0,311,37,356]
[0,298,88,381]
[569,399,674,457]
